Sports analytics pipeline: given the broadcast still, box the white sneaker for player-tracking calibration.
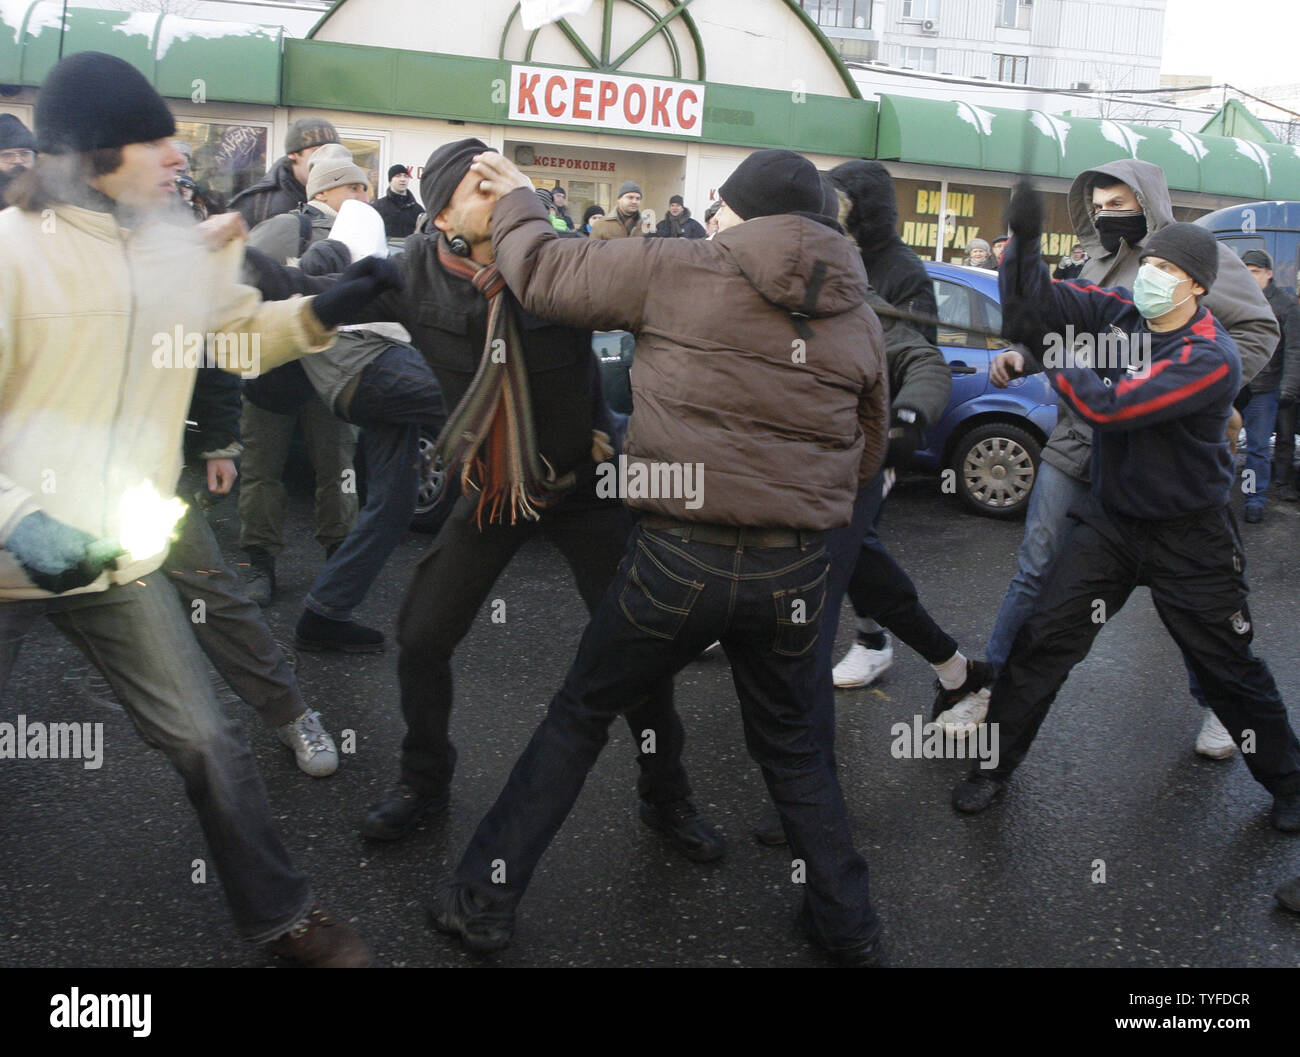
[936,687,990,736]
[1195,708,1236,760]
[832,636,894,688]
[278,709,340,777]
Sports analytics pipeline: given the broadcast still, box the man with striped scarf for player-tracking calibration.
[356,140,723,863]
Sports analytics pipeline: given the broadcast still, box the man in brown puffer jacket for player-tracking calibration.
[429,148,892,966]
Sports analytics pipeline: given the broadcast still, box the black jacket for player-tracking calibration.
[186,368,242,459]
[1253,281,1300,397]
[372,189,422,239]
[363,234,601,482]
[1053,259,1085,281]
[830,160,937,345]
[228,157,306,228]
[655,210,706,239]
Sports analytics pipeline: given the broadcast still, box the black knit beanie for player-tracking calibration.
[285,117,339,155]
[1140,223,1219,291]
[420,138,489,221]
[720,149,822,221]
[387,163,410,180]
[0,114,35,152]
[36,52,174,155]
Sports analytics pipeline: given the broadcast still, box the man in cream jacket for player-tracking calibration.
[0,52,396,966]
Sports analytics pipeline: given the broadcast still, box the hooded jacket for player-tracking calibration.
[830,160,938,345]
[1253,281,1300,398]
[656,208,707,239]
[488,188,889,530]
[1027,158,1279,481]
[228,156,307,229]
[0,202,334,598]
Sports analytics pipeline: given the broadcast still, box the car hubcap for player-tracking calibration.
[416,434,444,512]
[963,437,1035,508]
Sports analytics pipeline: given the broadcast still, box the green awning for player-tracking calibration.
[875,93,1300,200]
[0,2,282,106]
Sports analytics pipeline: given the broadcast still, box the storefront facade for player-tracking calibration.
[3,0,1299,260]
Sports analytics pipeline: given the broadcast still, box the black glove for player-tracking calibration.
[6,511,121,594]
[884,409,925,469]
[1004,180,1043,244]
[299,238,352,278]
[309,256,403,329]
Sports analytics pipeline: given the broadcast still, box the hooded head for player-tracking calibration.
[1068,158,1174,261]
[828,160,900,254]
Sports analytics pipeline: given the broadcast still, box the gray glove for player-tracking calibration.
[6,511,122,593]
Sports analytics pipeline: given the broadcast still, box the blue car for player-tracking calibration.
[915,261,1057,518]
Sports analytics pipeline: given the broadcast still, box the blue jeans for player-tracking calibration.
[304,345,445,621]
[0,574,312,941]
[1243,389,1279,512]
[986,460,1089,676]
[452,524,880,951]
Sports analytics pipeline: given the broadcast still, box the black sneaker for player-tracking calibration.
[361,782,449,841]
[1269,791,1300,832]
[427,882,515,953]
[1245,506,1264,524]
[952,771,1006,814]
[295,609,385,653]
[752,805,787,847]
[242,549,276,607]
[932,659,993,721]
[640,799,726,862]
[1275,875,1300,913]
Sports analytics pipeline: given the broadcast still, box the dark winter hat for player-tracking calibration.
[582,204,605,224]
[35,52,174,154]
[387,163,410,180]
[818,174,840,218]
[551,186,566,197]
[1140,222,1220,291]
[0,114,35,152]
[1241,248,1273,270]
[992,235,1009,247]
[669,194,684,206]
[617,180,642,197]
[285,117,339,155]
[720,149,822,221]
[420,137,489,221]
[535,187,554,208]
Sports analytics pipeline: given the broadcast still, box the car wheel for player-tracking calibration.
[950,422,1041,519]
[409,427,459,534]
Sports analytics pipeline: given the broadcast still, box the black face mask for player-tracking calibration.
[1093,209,1147,254]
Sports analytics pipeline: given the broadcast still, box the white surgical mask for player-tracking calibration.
[1133,261,1193,319]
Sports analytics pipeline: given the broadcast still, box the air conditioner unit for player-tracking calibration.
[921,19,939,35]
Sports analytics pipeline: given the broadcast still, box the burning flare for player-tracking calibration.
[117,481,187,562]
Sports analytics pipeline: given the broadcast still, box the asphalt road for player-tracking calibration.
[3,469,1299,968]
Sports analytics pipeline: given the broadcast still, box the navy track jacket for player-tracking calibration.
[1001,234,1241,520]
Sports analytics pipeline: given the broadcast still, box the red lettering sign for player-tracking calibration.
[517,72,541,116]
[651,86,671,128]
[677,89,699,130]
[572,77,593,121]
[598,80,619,122]
[624,84,646,124]
[544,76,566,118]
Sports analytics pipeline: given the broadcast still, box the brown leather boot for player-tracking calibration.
[267,904,372,967]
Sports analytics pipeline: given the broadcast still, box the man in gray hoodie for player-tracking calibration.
[958,159,1277,758]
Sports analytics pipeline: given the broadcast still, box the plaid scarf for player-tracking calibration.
[432,239,574,526]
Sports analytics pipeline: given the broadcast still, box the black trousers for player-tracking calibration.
[394,491,690,803]
[986,494,1300,795]
[1274,401,1297,487]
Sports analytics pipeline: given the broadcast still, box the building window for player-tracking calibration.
[173,119,269,214]
[996,0,1033,29]
[901,46,938,72]
[798,0,872,30]
[334,130,387,201]
[902,0,939,20]
[994,53,1029,83]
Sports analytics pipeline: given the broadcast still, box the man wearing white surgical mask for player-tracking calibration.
[972,160,1278,761]
[954,200,1300,847]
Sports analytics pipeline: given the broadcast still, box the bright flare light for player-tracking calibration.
[117,481,187,562]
